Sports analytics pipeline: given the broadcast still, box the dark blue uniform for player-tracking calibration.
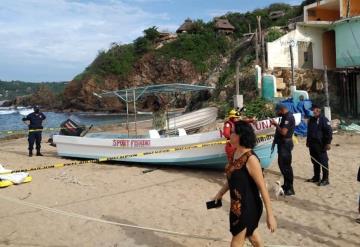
[306,115,332,182]
[22,112,46,154]
[275,111,295,192]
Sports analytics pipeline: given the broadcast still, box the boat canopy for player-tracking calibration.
[93,83,214,137]
[97,83,214,102]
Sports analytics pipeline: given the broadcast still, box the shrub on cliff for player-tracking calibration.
[156,21,229,73]
[76,27,161,81]
[82,44,136,80]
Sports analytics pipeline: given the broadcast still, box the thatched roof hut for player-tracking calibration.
[214,18,235,34]
[176,19,194,33]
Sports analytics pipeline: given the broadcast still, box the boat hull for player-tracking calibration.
[53,130,277,169]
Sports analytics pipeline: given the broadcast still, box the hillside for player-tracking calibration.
[63,1,313,112]
[0,80,67,101]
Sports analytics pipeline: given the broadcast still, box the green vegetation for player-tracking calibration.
[72,0,312,85]
[224,3,304,38]
[156,21,230,73]
[83,44,136,80]
[0,80,66,101]
[77,27,161,82]
[244,98,275,119]
[266,28,284,42]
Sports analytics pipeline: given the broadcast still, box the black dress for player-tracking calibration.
[225,150,263,237]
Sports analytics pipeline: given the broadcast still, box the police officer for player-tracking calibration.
[306,104,332,186]
[22,106,46,157]
[271,103,296,196]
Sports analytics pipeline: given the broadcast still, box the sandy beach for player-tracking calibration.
[0,133,359,247]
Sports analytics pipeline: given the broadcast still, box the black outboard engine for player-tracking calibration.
[48,116,91,147]
[59,118,86,136]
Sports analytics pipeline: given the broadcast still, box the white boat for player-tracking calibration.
[53,114,299,169]
[167,107,218,133]
[53,84,299,169]
[250,113,301,136]
[53,129,276,169]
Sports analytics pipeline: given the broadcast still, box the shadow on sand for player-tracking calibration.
[102,215,187,247]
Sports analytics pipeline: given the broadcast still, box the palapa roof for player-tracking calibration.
[214,18,235,31]
[176,18,193,33]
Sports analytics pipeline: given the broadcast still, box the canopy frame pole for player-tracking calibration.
[133,89,137,136]
[126,90,129,138]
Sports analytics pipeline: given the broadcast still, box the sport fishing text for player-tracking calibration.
[112,139,151,148]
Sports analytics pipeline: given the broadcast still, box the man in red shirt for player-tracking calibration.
[223,109,240,162]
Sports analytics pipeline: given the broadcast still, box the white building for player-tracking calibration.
[267,0,360,70]
[267,24,328,70]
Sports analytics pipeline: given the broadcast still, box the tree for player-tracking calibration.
[143,26,160,42]
[134,37,152,54]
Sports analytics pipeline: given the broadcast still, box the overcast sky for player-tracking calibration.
[0,0,302,82]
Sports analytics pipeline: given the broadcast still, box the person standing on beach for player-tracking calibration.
[223,109,240,162]
[223,108,257,162]
[152,96,166,135]
[213,121,277,247]
[270,103,296,196]
[306,104,332,186]
[22,106,46,157]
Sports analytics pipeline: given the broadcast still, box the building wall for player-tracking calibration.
[334,18,360,68]
[304,0,340,22]
[267,25,325,70]
[341,0,360,18]
[307,8,340,21]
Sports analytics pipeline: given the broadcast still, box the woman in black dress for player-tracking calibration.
[213,121,277,247]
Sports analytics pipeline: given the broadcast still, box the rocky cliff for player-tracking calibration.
[63,54,203,111]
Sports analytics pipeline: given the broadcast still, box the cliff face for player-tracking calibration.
[63,53,203,111]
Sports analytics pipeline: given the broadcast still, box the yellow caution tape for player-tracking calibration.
[1,133,275,175]
[0,140,227,175]
[0,127,71,135]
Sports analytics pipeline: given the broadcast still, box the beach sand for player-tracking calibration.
[0,133,359,247]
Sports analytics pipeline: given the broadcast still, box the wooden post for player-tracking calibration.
[257,16,263,70]
[261,34,266,70]
[248,23,251,33]
[257,16,262,42]
[257,16,266,70]
[255,28,259,65]
[346,0,351,18]
[324,65,332,120]
[235,60,240,95]
[290,45,295,87]
[324,65,330,107]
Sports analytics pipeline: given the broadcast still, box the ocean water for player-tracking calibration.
[0,109,150,137]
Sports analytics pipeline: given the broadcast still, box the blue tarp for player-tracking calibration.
[280,98,313,137]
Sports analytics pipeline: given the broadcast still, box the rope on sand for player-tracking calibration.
[0,194,299,247]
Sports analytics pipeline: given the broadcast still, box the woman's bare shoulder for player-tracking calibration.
[246,154,261,169]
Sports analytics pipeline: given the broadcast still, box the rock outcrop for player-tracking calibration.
[63,54,203,111]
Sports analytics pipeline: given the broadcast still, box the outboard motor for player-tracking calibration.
[48,117,91,147]
[59,118,86,136]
